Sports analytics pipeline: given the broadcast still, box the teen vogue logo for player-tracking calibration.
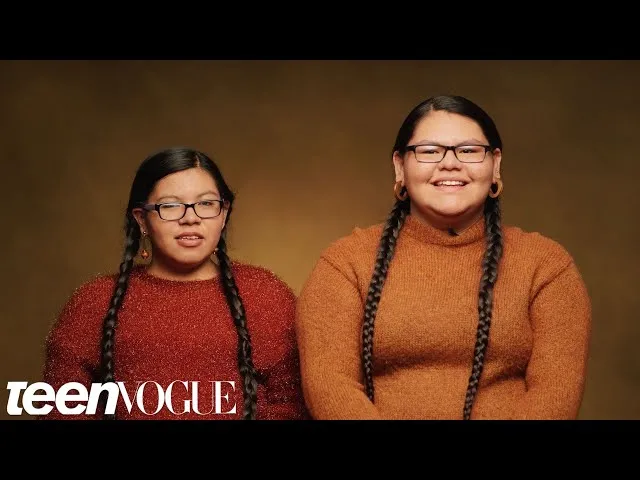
[6,381,237,416]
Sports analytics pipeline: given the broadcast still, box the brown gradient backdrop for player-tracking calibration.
[1,60,638,420]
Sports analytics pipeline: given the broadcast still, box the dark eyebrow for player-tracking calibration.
[154,191,221,203]
[197,190,221,199]
[154,196,180,203]
[412,138,488,146]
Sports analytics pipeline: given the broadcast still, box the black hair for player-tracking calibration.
[362,95,504,420]
[100,147,258,419]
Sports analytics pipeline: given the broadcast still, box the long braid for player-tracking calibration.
[216,236,258,420]
[100,216,140,420]
[462,196,503,419]
[362,198,410,401]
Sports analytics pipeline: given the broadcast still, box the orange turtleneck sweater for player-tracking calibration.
[295,214,592,420]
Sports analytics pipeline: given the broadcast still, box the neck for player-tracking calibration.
[402,210,486,248]
[146,256,219,282]
[410,203,484,236]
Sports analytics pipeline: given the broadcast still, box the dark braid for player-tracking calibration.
[362,198,410,401]
[216,235,259,420]
[96,147,253,420]
[462,196,503,419]
[100,215,140,420]
[375,94,505,418]
[361,196,503,417]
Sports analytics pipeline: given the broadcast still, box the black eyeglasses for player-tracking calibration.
[405,144,493,163]
[141,200,228,221]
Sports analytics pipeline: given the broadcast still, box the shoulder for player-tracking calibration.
[229,262,297,334]
[297,222,385,292]
[504,225,574,266]
[502,225,582,288]
[503,226,591,314]
[230,261,296,300]
[320,223,384,267]
[48,271,119,338]
[61,271,119,312]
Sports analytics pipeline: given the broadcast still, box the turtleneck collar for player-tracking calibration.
[130,265,220,287]
[401,214,486,247]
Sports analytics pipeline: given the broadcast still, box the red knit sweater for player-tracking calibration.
[42,263,307,420]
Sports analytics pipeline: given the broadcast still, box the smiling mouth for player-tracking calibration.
[433,180,468,187]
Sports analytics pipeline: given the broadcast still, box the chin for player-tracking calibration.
[425,201,471,218]
[169,253,211,269]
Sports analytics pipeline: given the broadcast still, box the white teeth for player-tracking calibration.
[179,236,200,240]
[436,180,465,186]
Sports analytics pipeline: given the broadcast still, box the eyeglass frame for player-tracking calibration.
[404,144,495,163]
[138,199,229,221]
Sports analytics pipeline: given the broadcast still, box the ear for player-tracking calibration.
[131,208,148,234]
[392,151,405,184]
[492,148,502,182]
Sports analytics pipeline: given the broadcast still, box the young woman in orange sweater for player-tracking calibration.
[295,95,592,420]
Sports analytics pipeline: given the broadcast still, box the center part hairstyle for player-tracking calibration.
[99,147,259,419]
[362,96,504,420]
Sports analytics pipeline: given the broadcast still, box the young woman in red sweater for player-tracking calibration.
[42,147,307,420]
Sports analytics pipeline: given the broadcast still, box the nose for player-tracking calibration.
[439,148,461,170]
[179,205,201,224]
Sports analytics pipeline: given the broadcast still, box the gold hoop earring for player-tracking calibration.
[394,181,408,201]
[140,231,150,260]
[489,178,503,198]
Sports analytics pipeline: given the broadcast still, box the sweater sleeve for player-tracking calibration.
[259,326,309,420]
[245,269,309,420]
[259,290,309,420]
[509,254,592,420]
[40,279,109,420]
[295,251,382,420]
